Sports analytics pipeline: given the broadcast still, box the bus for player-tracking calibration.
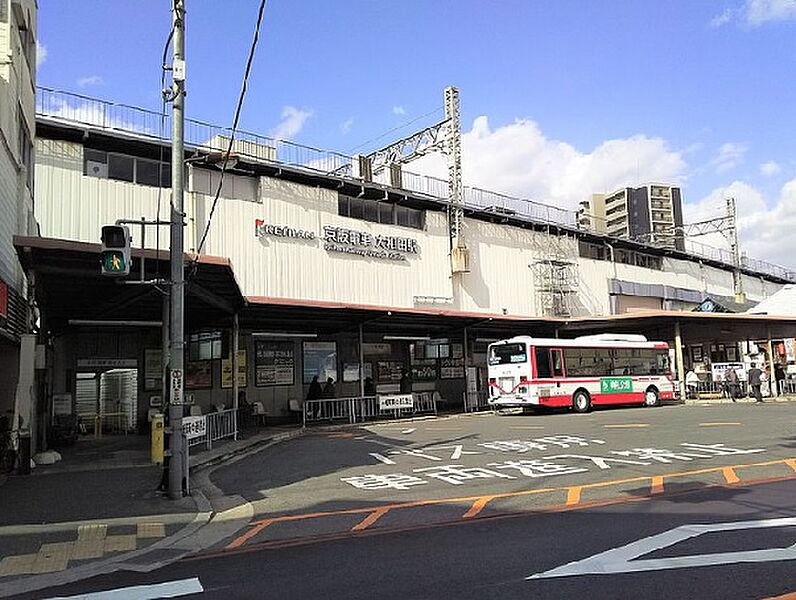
[487,334,674,412]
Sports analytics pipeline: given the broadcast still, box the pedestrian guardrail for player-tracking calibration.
[463,391,490,412]
[779,380,796,395]
[686,380,749,399]
[186,408,239,450]
[303,393,437,426]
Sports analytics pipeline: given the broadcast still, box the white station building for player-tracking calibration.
[11,88,796,442]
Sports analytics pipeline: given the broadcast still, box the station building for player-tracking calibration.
[14,89,796,444]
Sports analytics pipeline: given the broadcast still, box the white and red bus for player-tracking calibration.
[487,334,674,412]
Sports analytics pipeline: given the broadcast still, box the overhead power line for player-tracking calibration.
[348,106,444,154]
[194,0,268,258]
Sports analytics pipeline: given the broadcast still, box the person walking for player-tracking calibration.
[725,367,740,402]
[748,362,764,403]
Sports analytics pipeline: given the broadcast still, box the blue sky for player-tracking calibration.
[36,0,796,266]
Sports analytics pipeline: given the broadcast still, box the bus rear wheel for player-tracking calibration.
[644,387,660,407]
[572,390,591,413]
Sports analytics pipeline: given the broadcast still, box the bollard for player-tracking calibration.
[151,413,165,464]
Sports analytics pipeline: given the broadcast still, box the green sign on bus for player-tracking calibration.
[600,377,633,394]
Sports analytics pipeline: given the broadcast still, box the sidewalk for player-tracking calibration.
[0,425,304,597]
[684,393,796,405]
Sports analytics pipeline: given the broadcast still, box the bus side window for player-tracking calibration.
[551,349,564,377]
[535,347,552,378]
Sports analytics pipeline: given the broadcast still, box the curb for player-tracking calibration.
[189,428,306,472]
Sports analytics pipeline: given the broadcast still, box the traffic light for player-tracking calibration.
[100,225,131,276]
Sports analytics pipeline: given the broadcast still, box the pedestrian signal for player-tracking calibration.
[100,225,131,276]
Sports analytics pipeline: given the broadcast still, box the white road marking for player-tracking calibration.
[369,452,397,465]
[528,517,796,579]
[402,428,416,434]
[46,577,203,599]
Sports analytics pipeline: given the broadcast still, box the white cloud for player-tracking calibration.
[392,105,406,116]
[340,117,354,135]
[77,75,104,88]
[709,8,735,27]
[760,160,782,176]
[744,0,796,25]
[684,179,796,268]
[269,106,313,140]
[405,115,686,211]
[710,142,747,173]
[710,0,796,27]
[36,42,47,68]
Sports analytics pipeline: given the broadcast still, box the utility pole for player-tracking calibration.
[168,0,187,500]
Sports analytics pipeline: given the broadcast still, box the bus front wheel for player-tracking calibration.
[573,390,591,413]
[644,387,660,407]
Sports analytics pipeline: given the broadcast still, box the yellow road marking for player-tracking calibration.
[463,496,494,518]
[699,422,742,427]
[604,424,649,428]
[722,466,740,484]
[351,508,391,531]
[565,487,582,506]
[227,456,796,550]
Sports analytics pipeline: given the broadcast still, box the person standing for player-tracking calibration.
[748,362,763,403]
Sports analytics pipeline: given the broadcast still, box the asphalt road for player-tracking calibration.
[24,402,796,599]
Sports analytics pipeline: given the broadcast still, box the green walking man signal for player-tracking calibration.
[100,225,131,276]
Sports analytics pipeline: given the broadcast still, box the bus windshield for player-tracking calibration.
[488,343,527,365]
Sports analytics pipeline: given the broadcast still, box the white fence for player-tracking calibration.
[303,393,437,426]
[779,380,796,395]
[463,391,490,412]
[186,408,238,449]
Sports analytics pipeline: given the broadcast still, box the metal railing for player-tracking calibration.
[779,380,796,395]
[686,380,749,399]
[186,408,239,450]
[35,86,795,283]
[463,390,490,412]
[302,393,437,426]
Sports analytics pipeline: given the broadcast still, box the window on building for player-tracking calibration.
[189,330,226,361]
[190,168,259,201]
[83,148,172,188]
[17,23,35,79]
[17,112,33,191]
[338,194,425,230]
[303,341,338,384]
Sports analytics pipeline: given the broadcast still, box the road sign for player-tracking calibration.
[379,394,414,410]
[171,368,183,405]
[183,416,206,440]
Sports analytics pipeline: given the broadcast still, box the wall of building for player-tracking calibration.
[34,137,783,323]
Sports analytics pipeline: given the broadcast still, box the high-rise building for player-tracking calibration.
[0,0,37,426]
[579,184,684,250]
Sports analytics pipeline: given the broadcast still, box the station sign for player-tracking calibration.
[253,218,420,262]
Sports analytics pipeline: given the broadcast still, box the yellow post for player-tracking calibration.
[151,413,165,464]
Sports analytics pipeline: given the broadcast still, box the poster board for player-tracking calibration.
[144,349,163,390]
[440,357,465,379]
[221,350,248,389]
[186,360,213,389]
[255,341,295,386]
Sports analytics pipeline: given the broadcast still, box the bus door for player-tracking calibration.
[533,347,566,402]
